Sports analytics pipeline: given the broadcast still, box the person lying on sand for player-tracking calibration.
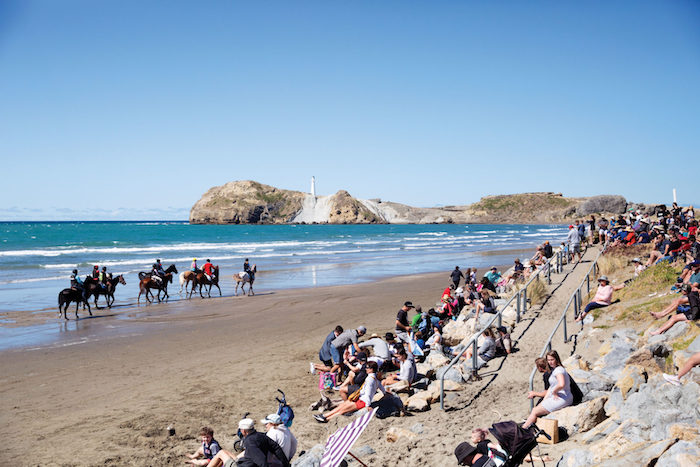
[650,285,699,335]
[314,361,390,423]
[185,426,221,466]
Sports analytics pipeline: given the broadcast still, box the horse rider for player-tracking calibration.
[98,266,109,289]
[155,259,165,276]
[191,258,199,273]
[151,263,164,284]
[203,259,214,281]
[92,265,100,280]
[243,258,254,281]
[70,269,86,298]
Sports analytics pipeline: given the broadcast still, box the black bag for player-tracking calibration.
[569,373,583,406]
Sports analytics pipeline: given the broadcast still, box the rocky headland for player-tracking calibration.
[189,180,644,225]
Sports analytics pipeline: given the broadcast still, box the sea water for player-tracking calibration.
[0,222,568,315]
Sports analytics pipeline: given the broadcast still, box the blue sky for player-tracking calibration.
[1,1,699,220]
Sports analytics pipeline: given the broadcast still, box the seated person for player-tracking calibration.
[336,352,368,400]
[261,413,297,467]
[358,333,393,369]
[186,426,221,466]
[523,350,572,429]
[576,276,624,322]
[382,347,417,387]
[663,351,700,386]
[461,328,497,379]
[425,324,443,352]
[494,326,512,356]
[650,285,699,335]
[473,290,497,324]
[207,419,289,467]
[314,361,389,422]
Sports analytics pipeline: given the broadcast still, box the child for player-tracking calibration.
[186,426,221,466]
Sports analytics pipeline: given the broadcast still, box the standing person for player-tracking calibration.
[576,220,586,246]
[185,426,221,466]
[260,414,297,467]
[450,266,464,290]
[311,325,343,374]
[329,326,366,376]
[567,224,582,263]
[203,259,214,281]
[543,241,553,259]
[523,350,573,429]
[395,301,414,343]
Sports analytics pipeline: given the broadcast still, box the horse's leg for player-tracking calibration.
[215,284,221,296]
[86,299,92,316]
[234,280,239,296]
[248,280,254,296]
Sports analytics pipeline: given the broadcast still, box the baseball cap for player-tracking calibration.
[260,414,282,425]
[404,301,414,308]
[385,332,395,341]
[357,325,367,334]
[355,352,367,361]
[238,418,254,430]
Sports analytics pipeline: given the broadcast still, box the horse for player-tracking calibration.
[179,270,197,294]
[191,266,221,298]
[83,274,126,308]
[58,288,92,320]
[233,265,256,296]
[138,264,177,304]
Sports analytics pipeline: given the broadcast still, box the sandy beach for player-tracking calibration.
[0,252,594,467]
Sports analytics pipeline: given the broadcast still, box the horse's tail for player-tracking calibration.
[179,272,186,286]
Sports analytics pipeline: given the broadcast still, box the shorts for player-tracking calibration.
[330,345,342,364]
[355,400,366,410]
[347,383,360,395]
[571,244,581,253]
[320,359,332,367]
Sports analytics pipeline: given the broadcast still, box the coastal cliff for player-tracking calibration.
[189,181,635,224]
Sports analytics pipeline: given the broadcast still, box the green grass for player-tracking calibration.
[617,262,680,301]
[594,325,611,329]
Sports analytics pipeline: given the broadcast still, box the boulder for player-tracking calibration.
[580,417,620,445]
[663,321,689,341]
[666,423,699,442]
[406,394,430,412]
[576,195,627,216]
[352,445,376,457]
[546,396,608,434]
[615,364,648,399]
[436,366,464,384]
[625,347,663,375]
[582,390,609,403]
[687,334,700,353]
[586,373,615,392]
[386,426,418,442]
[386,380,411,393]
[557,449,595,467]
[425,353,450,370]
[597,438,677,467]
[415,363,434,379]
[655,440,700,466]
[429,380,463,392]
[603,389,623,418]
[292,443,325,467]
[411,376,430,390]
[442,319,475,345]
[500,305,518,327]
[590,419,650,461]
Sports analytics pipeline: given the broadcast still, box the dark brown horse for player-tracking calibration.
[233,265,256,296]
[58,287,91,320]
[191,266,221,298]
[84,274,126,308]
[138,264,177,304]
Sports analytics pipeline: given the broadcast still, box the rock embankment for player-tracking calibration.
[189,180,641,224]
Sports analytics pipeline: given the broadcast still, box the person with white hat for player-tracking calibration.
[205,419,291,467]
[575,276,624,323]
[260,414,297,466]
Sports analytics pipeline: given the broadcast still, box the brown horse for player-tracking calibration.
[179,270,197,294]
[191,266,221,298]
[83,274,126,308]
[138,264,177,304]
[233,265,256,296]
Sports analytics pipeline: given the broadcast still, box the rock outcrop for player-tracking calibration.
[189,180,638,224]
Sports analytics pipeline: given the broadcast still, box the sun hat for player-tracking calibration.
[260,414,282,425]
[357,325,367,334]
[370,333,379,338]
[455,442,478,465]
[491,266,497,270]
[385,332,395,341]
[598,275,609,282]
[632,258,641,263]
[238,418,254,430]
[404,301,414,308]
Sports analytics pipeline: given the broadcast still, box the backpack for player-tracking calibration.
[278,404,294,427]
[569,374,583,406]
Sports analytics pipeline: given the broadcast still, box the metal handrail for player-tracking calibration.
[527,245,607,409]
[440,247,565,410]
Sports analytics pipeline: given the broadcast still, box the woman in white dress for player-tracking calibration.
[522,350,572,429]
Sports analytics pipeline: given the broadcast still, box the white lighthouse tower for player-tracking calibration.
[310,176,316,199]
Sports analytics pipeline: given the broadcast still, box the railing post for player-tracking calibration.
[472,340,478,373]
[547,261,551,284]
[586,274,590,295]
[523,287,528,312]
[573,292,579,320]
[563,310,568,343]
[497,311,502,328]
[516,291,521,322]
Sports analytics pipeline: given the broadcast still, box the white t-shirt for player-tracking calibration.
[398,358,417,382]
[266,425,297,466]
[359,373,386,405]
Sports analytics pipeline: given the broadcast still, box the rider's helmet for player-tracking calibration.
[206,259,210,262]
[94,265,99,269]
[102,266,106,271]
[193,258,197,261]
[156,259,161,263]
[72,269,78,274]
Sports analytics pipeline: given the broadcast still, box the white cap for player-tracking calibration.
[238,418,254,430]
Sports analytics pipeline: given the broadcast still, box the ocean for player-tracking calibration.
[0,221,569,315]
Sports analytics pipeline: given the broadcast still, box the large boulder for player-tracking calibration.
[597,438,677,467]
[545,396,608,435]
[557,449,595,467]
[576,195,627,216]
[655,440,700,466]
[436,366,464,384]
[425,352,450,370]
[589,419,650,461]
[580,417,620,445]
[386,426,418,442]
[406,393,430,412]
[615,364,648,399]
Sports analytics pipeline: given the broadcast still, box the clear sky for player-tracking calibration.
[1,1,699,220]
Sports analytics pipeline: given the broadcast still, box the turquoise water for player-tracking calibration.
[0,222,568,314]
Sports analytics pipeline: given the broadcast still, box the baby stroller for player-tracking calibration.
[233,389,294,452]
[488,421,550,467]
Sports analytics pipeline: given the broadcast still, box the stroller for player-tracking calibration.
[233,389,294,452]
[487,421,551,467]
